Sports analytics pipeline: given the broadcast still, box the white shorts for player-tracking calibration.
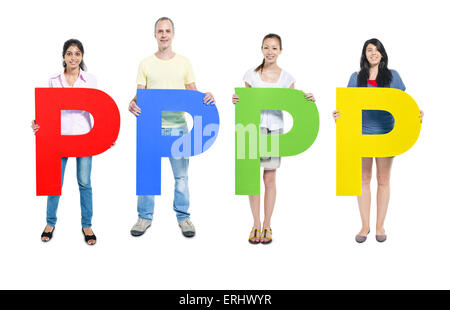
[260,127,283,170]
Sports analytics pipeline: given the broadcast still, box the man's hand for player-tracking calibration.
[203,92,215,105]
[129,99,141,116]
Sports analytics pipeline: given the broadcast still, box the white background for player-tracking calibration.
[0,0,448,289]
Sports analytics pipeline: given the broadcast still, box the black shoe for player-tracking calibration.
[41,226,55,242]
[82,228,97,245]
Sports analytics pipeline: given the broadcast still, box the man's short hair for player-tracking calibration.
[154,17,175,33]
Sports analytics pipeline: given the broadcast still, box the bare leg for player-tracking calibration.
[262,169,276,242]
[357,157,373,236]
[375,157,394,236]
[248,195,261,242]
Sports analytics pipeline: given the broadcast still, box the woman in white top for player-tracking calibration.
[31,39,98,245]
[232,33,315,244]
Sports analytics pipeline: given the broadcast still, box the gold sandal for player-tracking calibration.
[261,228,272,244]
[248,228,261,244]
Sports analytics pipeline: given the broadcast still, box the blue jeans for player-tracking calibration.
[137,127,190,222]
[46,157,93,228]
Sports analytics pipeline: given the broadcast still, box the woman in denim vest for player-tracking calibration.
[333,38,423,243]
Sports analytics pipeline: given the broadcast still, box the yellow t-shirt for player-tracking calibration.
[136,54,195,128]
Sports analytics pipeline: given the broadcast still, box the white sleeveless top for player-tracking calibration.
[243,67,295,130]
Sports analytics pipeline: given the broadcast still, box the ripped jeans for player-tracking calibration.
[137,126,190,222]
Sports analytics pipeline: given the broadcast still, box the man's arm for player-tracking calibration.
[185,82,215,105]
[128,84,145,116]
[185,82,197,91]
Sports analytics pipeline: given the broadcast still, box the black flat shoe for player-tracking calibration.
[41,226,55,242]
[82,228,97,245]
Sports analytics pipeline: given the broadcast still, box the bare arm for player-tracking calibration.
[186,82,215,105]
[294,83,316,102]
[128,84,145,116]
[232,82,251,104]
[185,82,197,91]
[131,84,145,102]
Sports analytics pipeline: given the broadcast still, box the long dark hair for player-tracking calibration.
[357,38,392,87]
[254,33,282,73]
[62,39,87,71]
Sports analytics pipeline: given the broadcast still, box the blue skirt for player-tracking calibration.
[362,110,394,135]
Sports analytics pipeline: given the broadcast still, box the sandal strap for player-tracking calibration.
[262,228,272,239]
[249,228,261,241]
[84,234,97,241]
[41,231,53,238]
[82,229,97,242]
[41,227,54,238]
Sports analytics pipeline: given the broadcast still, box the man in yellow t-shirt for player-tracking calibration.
[128,17,215,238]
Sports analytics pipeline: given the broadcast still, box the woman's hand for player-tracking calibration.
[305,93,315,102]
[31,120,40,134]
[232,94,239,104]
[128,99,141,116]
[332,110,341,122]
[203,92,215,105]
[420,110,424,123]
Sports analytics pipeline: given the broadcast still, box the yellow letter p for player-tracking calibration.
[336,88,421,196]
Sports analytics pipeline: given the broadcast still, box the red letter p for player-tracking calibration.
[35,88,120,195]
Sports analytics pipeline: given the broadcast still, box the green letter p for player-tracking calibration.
[235,88,319,195]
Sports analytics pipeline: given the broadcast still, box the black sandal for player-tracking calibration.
[41,226,55,242]
[82,228,97,245]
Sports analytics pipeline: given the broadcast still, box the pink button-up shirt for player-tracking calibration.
[48,69,97,135]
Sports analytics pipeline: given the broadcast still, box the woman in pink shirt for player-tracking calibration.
[32,39,97,245]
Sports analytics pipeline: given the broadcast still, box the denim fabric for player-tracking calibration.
[361,110,394,135]
[347,69,405,135]
[46,157,93,228]
[137,126,190,222]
